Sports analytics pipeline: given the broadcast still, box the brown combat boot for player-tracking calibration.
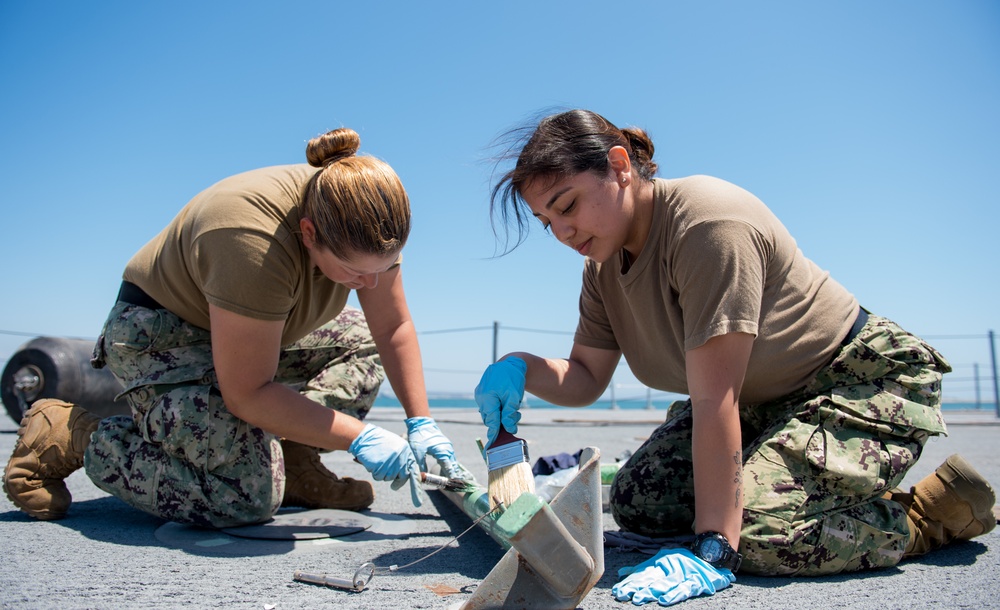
[885,454,997,557]
[3,399,101,520]
[280,440,374,511]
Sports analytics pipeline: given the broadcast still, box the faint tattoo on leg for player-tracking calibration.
[733,450,743,508]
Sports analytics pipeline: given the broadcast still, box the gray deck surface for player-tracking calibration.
[3,407,998,609]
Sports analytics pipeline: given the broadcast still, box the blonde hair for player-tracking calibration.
[303,128,410,261]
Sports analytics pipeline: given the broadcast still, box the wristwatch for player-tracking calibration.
[691,531,742,572]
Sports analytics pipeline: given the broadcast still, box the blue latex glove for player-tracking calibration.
[612,548,735,606]
[347,424,422,506]
[474,356,527,447]
[405,416,461,477]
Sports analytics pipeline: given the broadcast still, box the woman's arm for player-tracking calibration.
[356,265,430,419]
[686,331,754,549]
[209,303,366,449]
[509,342,622,407]
[475,343,620,446]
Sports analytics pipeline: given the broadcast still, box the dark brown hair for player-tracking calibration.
[303,128,410,261]
[489,109,657,254]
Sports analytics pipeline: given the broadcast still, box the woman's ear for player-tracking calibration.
[608,146,632,185]
[299,217,316,249]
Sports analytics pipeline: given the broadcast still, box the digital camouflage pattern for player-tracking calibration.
[610,313,951,576]
[84,303,383,528]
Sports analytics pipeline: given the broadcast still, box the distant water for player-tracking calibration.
[375,395,994,411]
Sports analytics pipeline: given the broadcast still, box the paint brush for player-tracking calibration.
[420,472,477,493]
[486,426,535,510]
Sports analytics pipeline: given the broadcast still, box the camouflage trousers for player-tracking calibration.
[84,302,383,528]
[610,313,951,576]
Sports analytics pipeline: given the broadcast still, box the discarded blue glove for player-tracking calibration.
[405,416,460,477]
[348,424,422,506]
[474,356,527,447]
[612,548,735,606]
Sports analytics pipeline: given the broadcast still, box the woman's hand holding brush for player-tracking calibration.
[475,356,528,447]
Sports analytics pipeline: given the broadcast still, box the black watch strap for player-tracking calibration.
[692,531,743,572]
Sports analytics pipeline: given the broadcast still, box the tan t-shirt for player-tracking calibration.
[123,164,354,346]
[575,176,859,405]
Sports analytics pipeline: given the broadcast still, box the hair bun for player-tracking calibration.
[306,128,362,168]
[621,127,658,179]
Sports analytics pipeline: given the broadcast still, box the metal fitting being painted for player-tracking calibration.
[441,447,605,609]
[497,494,595,598]
[444,484,512,550]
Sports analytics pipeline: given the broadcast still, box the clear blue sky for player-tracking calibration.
[1,1,998,404]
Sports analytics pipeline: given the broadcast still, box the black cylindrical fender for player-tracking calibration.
[2,336,129,424]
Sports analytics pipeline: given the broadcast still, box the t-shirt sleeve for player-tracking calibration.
[191,228,298,321]
[575,261,620,350]
[673,218,767,350]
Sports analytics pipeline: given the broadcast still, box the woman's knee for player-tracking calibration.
[609,461,695,536]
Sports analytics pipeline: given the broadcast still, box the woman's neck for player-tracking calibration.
[623,179,656,262]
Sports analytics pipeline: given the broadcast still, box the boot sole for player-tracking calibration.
[2,400,74,520]
[2,482,66,520]
[282,480,375,512]
[936,454,997,531]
